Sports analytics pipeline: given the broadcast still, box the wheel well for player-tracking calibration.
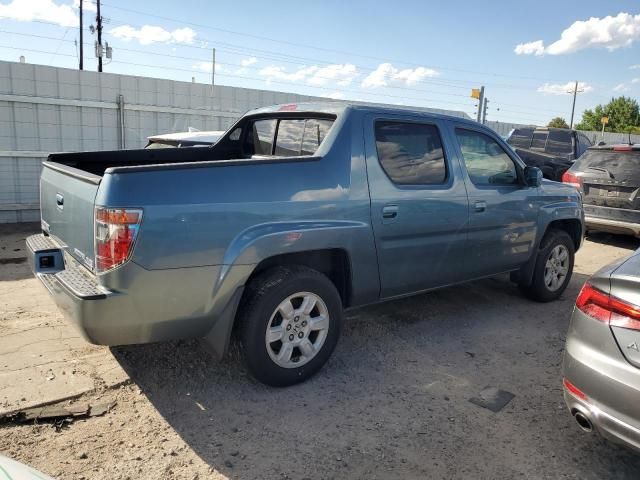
[546,219,582,250]
[247,249,352,307]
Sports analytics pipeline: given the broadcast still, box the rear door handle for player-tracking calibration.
[56,193,64,210]
[474,200,486,212]
[382,205,399,222]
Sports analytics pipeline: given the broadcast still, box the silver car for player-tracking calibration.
[563,249,640,451]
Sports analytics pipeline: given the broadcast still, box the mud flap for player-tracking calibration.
[200,286,245,359]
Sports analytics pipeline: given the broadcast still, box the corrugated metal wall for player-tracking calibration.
[0,60,470,223]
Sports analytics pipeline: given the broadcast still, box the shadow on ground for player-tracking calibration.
[112,271,640,479]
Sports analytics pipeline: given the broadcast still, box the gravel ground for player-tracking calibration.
[2,232,640,479]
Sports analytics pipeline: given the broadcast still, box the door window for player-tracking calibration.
[375,121,447,185]
[455,129,519,186]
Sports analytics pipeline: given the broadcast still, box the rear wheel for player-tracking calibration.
[520,229,574,302]
[239,266,342,387]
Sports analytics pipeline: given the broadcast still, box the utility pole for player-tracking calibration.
[476,86,485,123]
[568,80,584,129]
[211,48,216,85]
[482,98,489,124]
[78,0,83,70]
[96,0,103,72]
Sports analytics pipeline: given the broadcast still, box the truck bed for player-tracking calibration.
[48,147,230,177]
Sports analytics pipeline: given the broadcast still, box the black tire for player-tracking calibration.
[520,229,575,302]
[239,266,343,387]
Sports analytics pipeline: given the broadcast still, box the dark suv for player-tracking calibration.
[507,127,592,181]
[563,144,640,237]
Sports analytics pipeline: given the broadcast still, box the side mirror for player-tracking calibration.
[524,166,542,187]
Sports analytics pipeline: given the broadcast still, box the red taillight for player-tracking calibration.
[575,282,640,330]
[563,378,587,400]
[613,145,633,151]
[562,171,582,189]
[95,207,142,273]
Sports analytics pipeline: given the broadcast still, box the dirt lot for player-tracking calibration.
[2,228,640,479]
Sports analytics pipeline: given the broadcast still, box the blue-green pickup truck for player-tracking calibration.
[27,103,584,386]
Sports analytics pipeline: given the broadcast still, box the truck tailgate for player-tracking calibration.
[40,162,100,271]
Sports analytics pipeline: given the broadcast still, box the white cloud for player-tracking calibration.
[0,0,77,27]
[258,63,358,87]
[537,81,593,95]
[613,83,628,92]
[514,40,545,56]
[307,64,357,86]
[361,63,438,88]
[240,57,257,67]
[631,65,640,70]
[109,25,196,45]
[72,0,96,12]
[515,12,640,56]
[633,78,640,84]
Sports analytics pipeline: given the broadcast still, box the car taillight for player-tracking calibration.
[95,207,143,273]
[562,171,582,189]
[575,282,640,330]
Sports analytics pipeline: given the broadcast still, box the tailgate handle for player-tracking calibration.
[56,193,64,209]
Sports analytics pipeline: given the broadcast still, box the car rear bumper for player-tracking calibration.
[563,309,640,452]
[585,215,640,237]
[27,234,250,352]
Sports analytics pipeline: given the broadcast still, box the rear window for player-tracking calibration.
[251,117,334,157]
[530,131,548,149]
[574,150,640,177]
[253,119,277,155]
[546,130,573,155]
[507,128,533,148]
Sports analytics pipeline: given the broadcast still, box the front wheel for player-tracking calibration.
[239,266,343,387]
[520,229,575,302]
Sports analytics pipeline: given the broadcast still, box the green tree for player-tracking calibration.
[575,96,640,132]
[547,117,570,129]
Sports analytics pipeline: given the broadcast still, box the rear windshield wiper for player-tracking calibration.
[585,166,614,179]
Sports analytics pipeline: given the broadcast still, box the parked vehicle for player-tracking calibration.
[506,127,592,181]
[562,144,640,238]
[563,249,640,452]
[0,455,55,479]
[145,130,224,148]
[27,103,584,386]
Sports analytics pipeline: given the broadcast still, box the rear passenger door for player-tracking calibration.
[450,126,539,278]
[365,115,470,298]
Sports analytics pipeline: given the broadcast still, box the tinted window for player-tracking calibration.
[455,129,518,186]
[253,119,277,155]
[574,150,640,178]
[301,119,333,155]
[375,121,447,185]
[546,129,573,156]
[267,118,334,157]
[275,119,305,156]
[530,131,547,149]
[507,128,533,148]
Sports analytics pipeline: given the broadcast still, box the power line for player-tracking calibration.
[97,0,572,85]
[0,27,568,118]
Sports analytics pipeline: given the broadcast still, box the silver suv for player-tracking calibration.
[563,248,640,451]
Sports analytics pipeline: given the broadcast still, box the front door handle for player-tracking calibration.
[474,200,486,213]
[382,205,399,222]
[56,193,64,210]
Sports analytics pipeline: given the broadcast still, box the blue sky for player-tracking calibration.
[0,0,639,125]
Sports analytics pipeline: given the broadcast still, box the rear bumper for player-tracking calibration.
[585,215,640,237]
[563,309,640,452]
[27,234,250,352]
